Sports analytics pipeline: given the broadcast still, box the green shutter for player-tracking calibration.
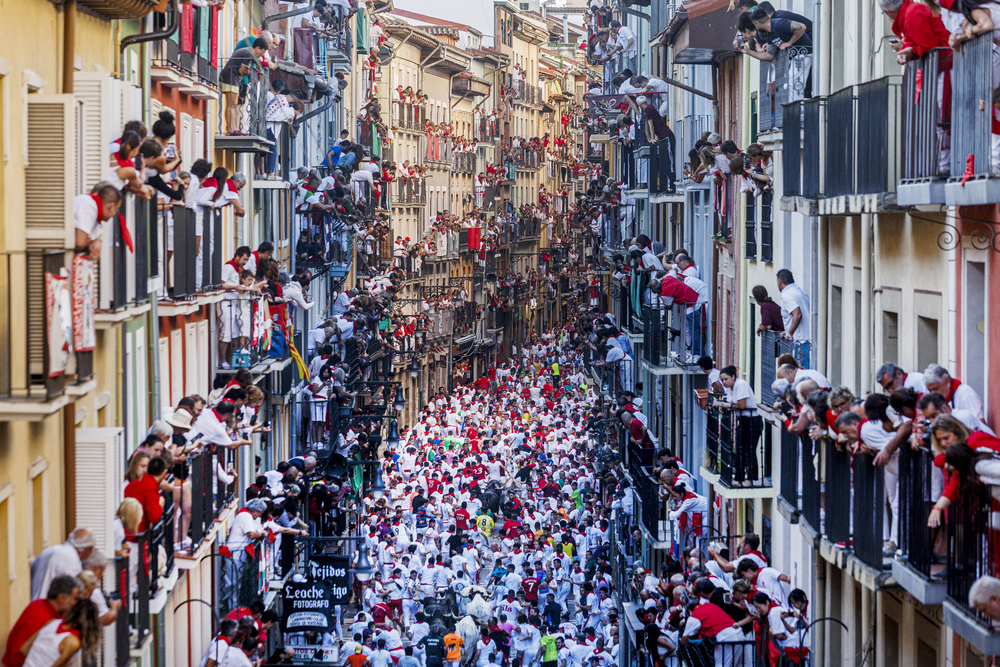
[198,9,210,59]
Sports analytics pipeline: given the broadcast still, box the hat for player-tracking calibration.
[356,646,365,654]
[166,409,193,430]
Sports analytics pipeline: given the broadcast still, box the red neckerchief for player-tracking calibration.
[225,258,240,271]
[251,251,259,266]
[114,152,134,168]
[212,408,225,421]
[949,378,962,401]
[89,192,133,253]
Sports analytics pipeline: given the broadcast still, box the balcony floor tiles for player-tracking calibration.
[891,557,946,606]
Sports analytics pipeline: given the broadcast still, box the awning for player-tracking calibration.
[665,0,739,65]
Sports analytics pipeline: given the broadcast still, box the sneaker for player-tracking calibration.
[219,360,231,370]
[882,540,897,556]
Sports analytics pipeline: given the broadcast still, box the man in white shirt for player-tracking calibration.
[218,246,253,370]
[779,365,832,391]
[606,20,637,63]
[199,619,238,667]
[74,183,122,260]
[224,499,266,607]
[30,528,95,600]
[924,363,986,421]
[918,392,996,436]
[776,268,812,364]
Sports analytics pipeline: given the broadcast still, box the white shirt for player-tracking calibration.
[952,382,986,421]
[725,378,758,412]
[191,409,234,447]
[199,637,232,667]
[779,283,811,342]
[791,368,831,390]
[221,261,242,301]
[30,543,82,600]
[684,275,709,309]
[613,25,638,57]
[226,510,261,552]
[73,194,104,241]
[226,646,254,667]
[951,408,996,436]
[755,566,789,607]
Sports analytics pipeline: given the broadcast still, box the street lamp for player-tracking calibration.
[408,356,420,379]
[353,541,376,581]
[370,467,386,500]
[393,389,406,412]
[386,420,400,449]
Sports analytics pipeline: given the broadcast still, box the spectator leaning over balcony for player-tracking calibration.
[200,619,239,667]
[875,362,929,393]
[124,455,167,533]
[924,363,985,420]
[146,111,184,200]
[752,285,785,335]
[636,95,673,147]
[29,529,95,601]
[244,241,274,277]
[223,499,267,607]
[917,391,996,435]
[750,6,812,100]
[604,20,638,71]
[220,38,267,135]
[73,181,122,261]
[715,366,763,486]
[192,397,253,451]
[109,130,155,200]
[81,551,121,626]
[777,364,831,392]
[776,269,811,365]
[3,575,82,667]
[22,597,100,667]
[970,576,1000,622]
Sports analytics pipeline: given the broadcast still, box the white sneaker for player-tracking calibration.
[219,361,231,370]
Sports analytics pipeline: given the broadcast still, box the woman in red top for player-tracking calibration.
[927,415,1000,527]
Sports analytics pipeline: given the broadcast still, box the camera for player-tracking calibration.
[921,419,933,446]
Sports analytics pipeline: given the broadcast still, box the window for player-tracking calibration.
[965,260,987,404]
[882,311,898,366]
[829,285,843,386]
[917,316,938,373]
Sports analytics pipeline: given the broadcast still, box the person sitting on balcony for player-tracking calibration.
[73,181,122,261]
[220,38,267,136]
[924,363,985,420]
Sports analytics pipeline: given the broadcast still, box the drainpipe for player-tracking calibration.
[120,0,180,81]
[262,0,315,31]
[293,97,335,130]
[63,0,76,93]
[614,0,650,22]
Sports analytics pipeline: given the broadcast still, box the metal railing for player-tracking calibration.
[475,117,497,142]
[648,137,676,194]
[392,179,427,205]
[897,441,938,579]
[188,448,237,546]
[705,407,771,489]
[783,100,802,197]
[803,97,824,198]
[641,301,686,367]
[949,32,992,181]
[218,63,268,139]
[512,147,542,169]
[901,48,947,183]
[394,102,426,131]
[856,76,901,195]
[713,174,734,241]
[759,331,795,406]
[824,440,852,545]
[851,452,887,570]
[759,48,801,133]
[825,86,855,198]
[800,432,822,532]
[946,479,997,625]
[778,428,799,510]
[453,151,477,175]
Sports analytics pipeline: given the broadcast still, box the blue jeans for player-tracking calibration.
[266,128,278,174]
[794,340,811,369]
[687,309,703,357]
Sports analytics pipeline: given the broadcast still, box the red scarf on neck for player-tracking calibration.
[89,192,134,253]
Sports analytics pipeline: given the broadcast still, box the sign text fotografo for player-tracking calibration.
[283,581,334,633]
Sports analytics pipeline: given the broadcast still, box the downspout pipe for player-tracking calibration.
[614,1,650,22]
[294,97,335,129]
[120,0,180,80]
[263,0,315,31]
[63,0,77,94]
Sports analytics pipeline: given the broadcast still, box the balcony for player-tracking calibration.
[475,184,497,209]
[513,83,542,106]
[893,443,947,605]
[759,47,805,134]
[641,301,702,373]
[777,426,893,581]
[393,102,426,132]
[392,179,427,205]
[782,77,902,214]
[453,151,477,175]
[612,278,641,336]
[898,48,949,206]
[149,12,219,100]
[940,480,1000,655]
[97,193,156,315]
[475,117,498,143]
[0,250,95,417]
[703,406,772,493]
[452,75,491,97]
[624,440,672,546]
[215,67,274,153]
[648,137,677,198]
[945,32,999,205]
[512,147,542,170]
[758,329,796,406]
[164,206,223,299]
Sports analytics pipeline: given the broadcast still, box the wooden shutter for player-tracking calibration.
[150,98,162,126]
[26,96,76,247]
[193,119,205,161]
